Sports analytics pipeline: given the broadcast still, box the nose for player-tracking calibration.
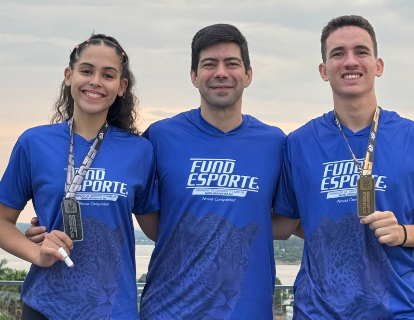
[344,52,359,68]
[89,73,102,87]
[214,62,228,79]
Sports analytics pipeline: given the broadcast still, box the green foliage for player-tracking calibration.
[0,269,27,282]
[0,309,15,320]
[273,288,294,310]
[274,235,304,263]
[0,259,9,278]
[0,260,24,320]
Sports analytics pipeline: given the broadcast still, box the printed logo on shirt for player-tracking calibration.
[65,167,128,202]
[320,159,387,199]
[186,158,259,198]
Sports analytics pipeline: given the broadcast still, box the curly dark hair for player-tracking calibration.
[51,34,139,134]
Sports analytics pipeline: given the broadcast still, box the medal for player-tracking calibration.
[334,106,380,218]
[357,176,375,217]
[62,198,83,241]
[61,118,108,241]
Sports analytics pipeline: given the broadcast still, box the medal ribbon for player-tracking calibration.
[65,118,108,199]
[333,106,380,176]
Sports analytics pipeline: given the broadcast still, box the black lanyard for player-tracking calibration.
[334,106,380,176]
[64,118,108,199]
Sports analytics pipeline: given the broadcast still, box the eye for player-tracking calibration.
[227,61,241,68]
[202,63,215,68]
[103,73,115,79]
[80,69,92,74]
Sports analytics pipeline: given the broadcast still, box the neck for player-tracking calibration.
[72,111,107,140]
[200,103,243,133]
[333,96,378,132]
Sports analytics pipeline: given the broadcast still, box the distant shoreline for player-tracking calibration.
[275,260,300,265]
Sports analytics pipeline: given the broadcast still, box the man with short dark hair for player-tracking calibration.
[274,15,414,319]
[137,24,288,319]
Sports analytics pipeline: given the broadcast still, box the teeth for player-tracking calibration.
[343,74,361,79]
[85,91,103,98]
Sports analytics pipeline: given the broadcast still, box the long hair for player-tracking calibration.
[51,34,139,134]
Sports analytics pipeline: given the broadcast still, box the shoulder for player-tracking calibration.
[245,115,286,140]
[381,109,414,128]
[144,111,191,139]
[18,123,67,146]
[109,127,154,153]
[288,112,332,142]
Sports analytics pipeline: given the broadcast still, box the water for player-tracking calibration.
[0,246,154,278]
[1,246,300,285]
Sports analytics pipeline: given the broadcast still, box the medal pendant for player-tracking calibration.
[61,198,83,241]
[357,176,376,217]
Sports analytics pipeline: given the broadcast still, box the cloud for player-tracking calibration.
[1,0,414,222]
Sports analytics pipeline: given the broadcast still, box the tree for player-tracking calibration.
[0,309,15,320]
[0,261,26,320]
[0,259,10,278]
[0,269,27,282]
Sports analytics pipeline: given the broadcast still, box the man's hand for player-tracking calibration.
[360,211,404,246]
[25,217,47,245]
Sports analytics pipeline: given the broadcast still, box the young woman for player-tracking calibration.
[0,34,159,320]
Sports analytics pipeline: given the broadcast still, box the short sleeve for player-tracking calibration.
[273,136,300,219]
[0,140,32,210]
[132,149,159,215]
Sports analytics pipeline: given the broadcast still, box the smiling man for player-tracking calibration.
[274,15,414,319]
[137,24,288,320]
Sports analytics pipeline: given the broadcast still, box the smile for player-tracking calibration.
[83,90,104,99]
[211,86,232,90]
[343,74,361,80]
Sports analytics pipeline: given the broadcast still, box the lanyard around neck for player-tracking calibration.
[65,118,108,199]
[333,106,380,177]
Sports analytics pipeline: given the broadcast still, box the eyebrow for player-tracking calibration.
[329,45,372,56]
[78,62,119,73]
[199,57,243,64]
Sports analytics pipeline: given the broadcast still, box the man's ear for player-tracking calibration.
[244,66,253,88]
[319,63,329,82]
[190,69,198,88]
[375,58,384,77]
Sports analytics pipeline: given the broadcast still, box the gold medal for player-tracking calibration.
[334,107,380,218]
[357,176,375,217]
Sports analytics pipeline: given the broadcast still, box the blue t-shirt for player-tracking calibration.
[140,108,285,320]
[0,122,159,320]
[275,110,414,320]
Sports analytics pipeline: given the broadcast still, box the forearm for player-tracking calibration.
[272,211,300,240]
[293,221,305,239]
[135,211,159,242]
[0,205,41,264]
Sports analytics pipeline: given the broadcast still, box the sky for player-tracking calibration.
[1,0,414,223]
